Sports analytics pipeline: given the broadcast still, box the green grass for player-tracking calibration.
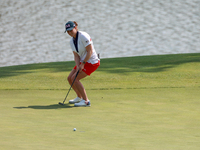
[0,53,200,150]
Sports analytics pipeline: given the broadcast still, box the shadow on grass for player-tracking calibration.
[0,61,75,78]
[13,103,73,109]
[98,53,200,74]
[1,53,200,78]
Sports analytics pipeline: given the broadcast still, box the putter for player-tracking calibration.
[59,70,79,105]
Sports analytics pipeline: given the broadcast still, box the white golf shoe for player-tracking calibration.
[69,97,81,104]
[74,99,91,107]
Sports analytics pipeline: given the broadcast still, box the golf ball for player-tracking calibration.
[73,128,76,131]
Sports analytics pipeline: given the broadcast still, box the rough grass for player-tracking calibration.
[0,53,200,150]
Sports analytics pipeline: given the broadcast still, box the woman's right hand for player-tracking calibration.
[76,66,80,73]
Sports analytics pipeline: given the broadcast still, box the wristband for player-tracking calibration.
[83,61,86,64]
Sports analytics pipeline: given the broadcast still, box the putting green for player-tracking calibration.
[0,53,200,150]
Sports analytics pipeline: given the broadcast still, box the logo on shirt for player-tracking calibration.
[86,38,92,43]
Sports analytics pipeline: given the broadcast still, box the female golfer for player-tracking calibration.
[64,21,100,107]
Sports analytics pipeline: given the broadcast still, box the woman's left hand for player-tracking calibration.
[79,63,85,72]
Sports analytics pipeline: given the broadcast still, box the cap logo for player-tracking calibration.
[66,24,71,28]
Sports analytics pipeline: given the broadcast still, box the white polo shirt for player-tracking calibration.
[69,31,99,64]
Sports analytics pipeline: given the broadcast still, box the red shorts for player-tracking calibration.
[73,60,100,76]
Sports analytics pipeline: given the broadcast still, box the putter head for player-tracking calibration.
[58,102,64,105]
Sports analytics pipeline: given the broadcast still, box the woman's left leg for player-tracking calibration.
[72,71,88,101]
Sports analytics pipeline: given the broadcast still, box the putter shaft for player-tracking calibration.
[59,70,79,105]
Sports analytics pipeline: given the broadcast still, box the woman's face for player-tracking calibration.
[67,28,77,38]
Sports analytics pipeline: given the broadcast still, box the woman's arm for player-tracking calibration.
[73,51,80,71]
[79,44,93,72]
[83,44,93,63]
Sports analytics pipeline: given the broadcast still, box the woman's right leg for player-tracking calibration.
[67,69,82,98]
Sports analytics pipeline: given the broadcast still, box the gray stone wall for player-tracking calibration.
[0,0,199,67]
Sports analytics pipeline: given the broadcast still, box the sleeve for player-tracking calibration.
[80,32,92,47]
